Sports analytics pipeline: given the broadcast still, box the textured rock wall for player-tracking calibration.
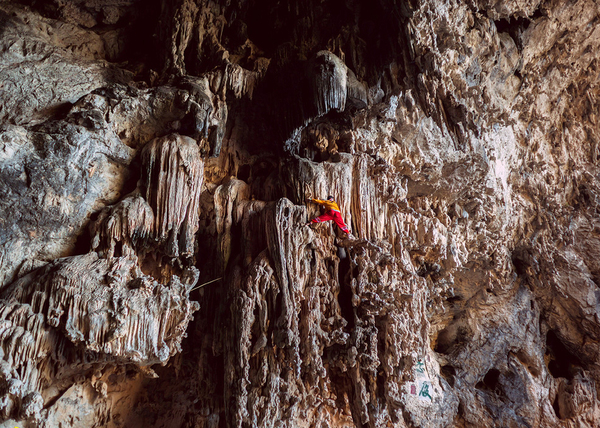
[1,0,600,427]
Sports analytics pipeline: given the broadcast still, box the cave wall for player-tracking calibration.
[1,0,600,427]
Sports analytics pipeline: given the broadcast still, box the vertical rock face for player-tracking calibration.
[2,0,600,427]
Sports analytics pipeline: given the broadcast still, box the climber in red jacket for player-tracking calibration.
[305,195,351,235]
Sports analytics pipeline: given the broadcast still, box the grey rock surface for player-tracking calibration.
[0,3,131,126]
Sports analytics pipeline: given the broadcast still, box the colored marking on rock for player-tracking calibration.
[419,382,432,400]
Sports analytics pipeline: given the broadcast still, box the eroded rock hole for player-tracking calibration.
[113,241,123,258]
[434,327,454,354]
[514,349,540,377]
[476,368,503,397]
[47,102,73,121]
[434,323,469,355]
[440,365,456,387]
[511,250,529,276]
[72,222,94,256]
[552,393,562,419]
[545,330,582,379]
[446,294,463,304]
[483,369,500,390]
[376,369,386,399]
[457,402,465,419]
[416,259,440,278]
[493,9,542,51]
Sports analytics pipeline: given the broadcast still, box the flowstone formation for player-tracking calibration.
[1,0,600,427]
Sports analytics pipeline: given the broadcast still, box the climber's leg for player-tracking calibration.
[331,211,350,234]
[310,211,335,224]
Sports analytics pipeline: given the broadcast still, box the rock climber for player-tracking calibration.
[305,195,352,236]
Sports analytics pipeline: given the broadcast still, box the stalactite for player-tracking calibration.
[310,51,348,116]
[2,253,199,365]
[141,134,204,259]
[90,194,154,259]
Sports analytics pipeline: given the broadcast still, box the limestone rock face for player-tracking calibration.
[0,3,131,126]
[2,0,600,427]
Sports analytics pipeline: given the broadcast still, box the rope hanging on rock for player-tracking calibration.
[190,277,222,292]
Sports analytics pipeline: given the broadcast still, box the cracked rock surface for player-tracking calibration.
[1,0,600,427]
